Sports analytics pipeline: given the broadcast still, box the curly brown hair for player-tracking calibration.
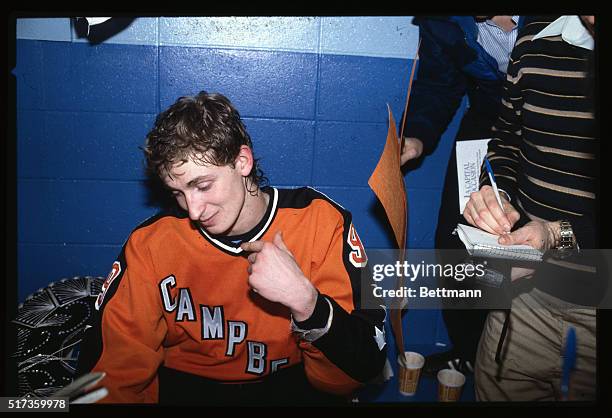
[143,91,266,190]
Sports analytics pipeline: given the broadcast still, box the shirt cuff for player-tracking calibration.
[290,295,333,342]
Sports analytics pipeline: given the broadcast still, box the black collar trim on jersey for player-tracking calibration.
[197,187,278,256]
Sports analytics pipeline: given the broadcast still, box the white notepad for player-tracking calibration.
[455,223,543,262]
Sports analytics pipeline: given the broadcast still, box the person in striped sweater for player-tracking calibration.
[462,16,599,401]
[400,15,526,378]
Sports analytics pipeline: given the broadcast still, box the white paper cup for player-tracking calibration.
[397,352,425,396]
[437,369,466,402]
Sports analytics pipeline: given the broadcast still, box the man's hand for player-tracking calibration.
[504,221,562,283]
[497,220,560,251]
[400,137,424,166]
[463,185,520,235]
[240,231,318,322]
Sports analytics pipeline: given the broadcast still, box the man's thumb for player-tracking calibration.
[274,231,290,253]
[499,228,525,246]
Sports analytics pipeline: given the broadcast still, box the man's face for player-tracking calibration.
[163,149,251,236]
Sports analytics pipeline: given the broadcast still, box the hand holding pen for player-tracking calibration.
[462,157,521,236]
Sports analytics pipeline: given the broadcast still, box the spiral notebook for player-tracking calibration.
[455,223,543,262]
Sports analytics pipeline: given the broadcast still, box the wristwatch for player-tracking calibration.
[554,220,577,259]
[290,297,334,342]
[557,220,576,250]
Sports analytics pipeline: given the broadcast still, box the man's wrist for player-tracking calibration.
[291,295,333,342]
[290,279,318,322]
[546,221,562,248]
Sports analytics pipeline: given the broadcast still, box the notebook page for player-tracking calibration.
[455,223,543,261]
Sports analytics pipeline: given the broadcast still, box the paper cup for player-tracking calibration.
[397,352,425,396]
[437,369,466,402]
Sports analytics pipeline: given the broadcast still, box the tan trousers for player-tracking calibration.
[475,287,596,401]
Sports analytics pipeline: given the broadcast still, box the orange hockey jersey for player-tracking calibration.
[77,187,387,403]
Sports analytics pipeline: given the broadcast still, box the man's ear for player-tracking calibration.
[235,145,254,177]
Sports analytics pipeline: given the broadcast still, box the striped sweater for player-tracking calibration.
[479,16,600,305]
[480,15,597,248]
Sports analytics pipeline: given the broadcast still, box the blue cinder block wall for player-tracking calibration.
[15,17,466,400]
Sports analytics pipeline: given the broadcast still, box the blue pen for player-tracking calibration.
[484,157,504,209]
[561,326,577,400]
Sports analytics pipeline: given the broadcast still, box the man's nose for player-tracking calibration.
[185,192,205,221]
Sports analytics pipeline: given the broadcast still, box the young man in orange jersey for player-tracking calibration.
[77,91,387,405]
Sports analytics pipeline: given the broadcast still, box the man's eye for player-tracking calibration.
[197,184,211,192]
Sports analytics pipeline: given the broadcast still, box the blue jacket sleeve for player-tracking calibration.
[403,18,468,155]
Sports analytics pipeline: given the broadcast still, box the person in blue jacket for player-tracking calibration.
[400,16,525,376]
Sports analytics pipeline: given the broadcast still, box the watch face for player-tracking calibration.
[558,221,575,250]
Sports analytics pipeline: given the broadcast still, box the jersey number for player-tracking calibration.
[347,223,367,268]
